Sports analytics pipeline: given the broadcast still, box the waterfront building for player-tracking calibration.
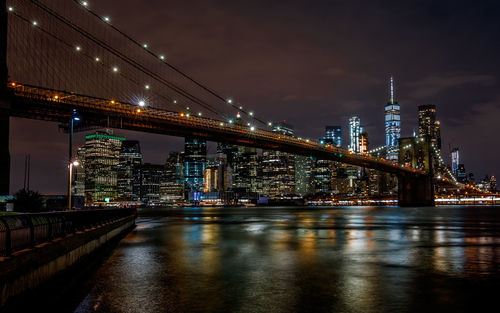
[73,146,86,197]
[141,163,164,203]
[83,131,124,203]
[117,140,142,201]
[262,122,296,196]
[231,146,259,193]
[385,75,401,162]
[295,155,313,195]
[203,166,219,193]
[311,159,335,194]
[348,116,361,153]
[184,137,206,199]
[160,152,185,202]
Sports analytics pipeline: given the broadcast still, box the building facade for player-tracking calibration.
[160,152,185,202]
[184,137,207,199]
[348,116,361,153]
[117,140,142,201]
[83,131,124,203]
[141,163,164,203]
[418,104,441,149]
[324,126,342,147]
[451,147,459,177]
[385,75,401,162]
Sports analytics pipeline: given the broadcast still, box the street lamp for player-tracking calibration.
[68,110,80,209]
[68,161,79,210]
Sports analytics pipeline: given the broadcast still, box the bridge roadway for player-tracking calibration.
[7,82,425,177]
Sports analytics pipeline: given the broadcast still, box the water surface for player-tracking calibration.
[74,206,500,313]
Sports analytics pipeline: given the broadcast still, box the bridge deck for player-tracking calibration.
[7,83,425,176]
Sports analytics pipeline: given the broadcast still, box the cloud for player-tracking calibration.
[408,73,496,99]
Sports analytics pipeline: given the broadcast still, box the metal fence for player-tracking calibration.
[0,208,136,257]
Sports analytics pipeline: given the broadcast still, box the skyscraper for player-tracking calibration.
[324,126,342,147]
[262,122,296,196]
[231,146,259,193]
[457,164,467,183]
[348,116,361,153]
[359,131,369,154]
[385,75,401,162]
[418,104,441,149]
[295,155,313,195]
[451,148,459,177]
[184,137,207,199]
[140,163,164,203]
[83,131,124,203]
[117,140,142,201]
[160,152,185,202]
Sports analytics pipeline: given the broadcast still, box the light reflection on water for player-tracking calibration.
[74,206,500,313]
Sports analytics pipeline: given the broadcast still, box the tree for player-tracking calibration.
[13,188,43,213]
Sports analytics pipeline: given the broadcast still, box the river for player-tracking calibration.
[64,206,500,312]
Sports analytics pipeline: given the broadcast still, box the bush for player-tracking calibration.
[14,188,44,213]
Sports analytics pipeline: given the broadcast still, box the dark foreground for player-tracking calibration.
[33,206,500,312]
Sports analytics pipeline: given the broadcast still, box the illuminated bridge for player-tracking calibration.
[0,0,436,206]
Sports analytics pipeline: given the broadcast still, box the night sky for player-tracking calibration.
[9,0,500,194]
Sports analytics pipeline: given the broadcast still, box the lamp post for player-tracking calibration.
[67,110,80,210]
[68,161,79,210]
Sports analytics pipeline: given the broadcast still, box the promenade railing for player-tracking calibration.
[0,208,136,257]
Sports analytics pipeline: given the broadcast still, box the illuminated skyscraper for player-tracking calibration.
[141,163,164,203]
[385,75,401,162]
[451,148,459,177]
[83,131,124,203]
[160,152,185,202]
[262,122,296,196]
[348,116,361,153]
[418,104,441,149]
[360,131,369,154]
[117,140,142,201]
[324,126,342,147]
[295,155,313,195]
[184,137,206,198]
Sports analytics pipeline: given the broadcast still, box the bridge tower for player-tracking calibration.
[0,0,10,194]
[397,137,435,206]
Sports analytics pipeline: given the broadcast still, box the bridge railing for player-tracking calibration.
[0,208,136,257]
[8,83,423,175]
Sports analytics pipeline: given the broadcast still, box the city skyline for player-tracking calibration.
[8,0,500,194]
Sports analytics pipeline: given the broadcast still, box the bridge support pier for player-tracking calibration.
[1,0,10,195]
[0,100,9,195]
[398,174,434,207]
